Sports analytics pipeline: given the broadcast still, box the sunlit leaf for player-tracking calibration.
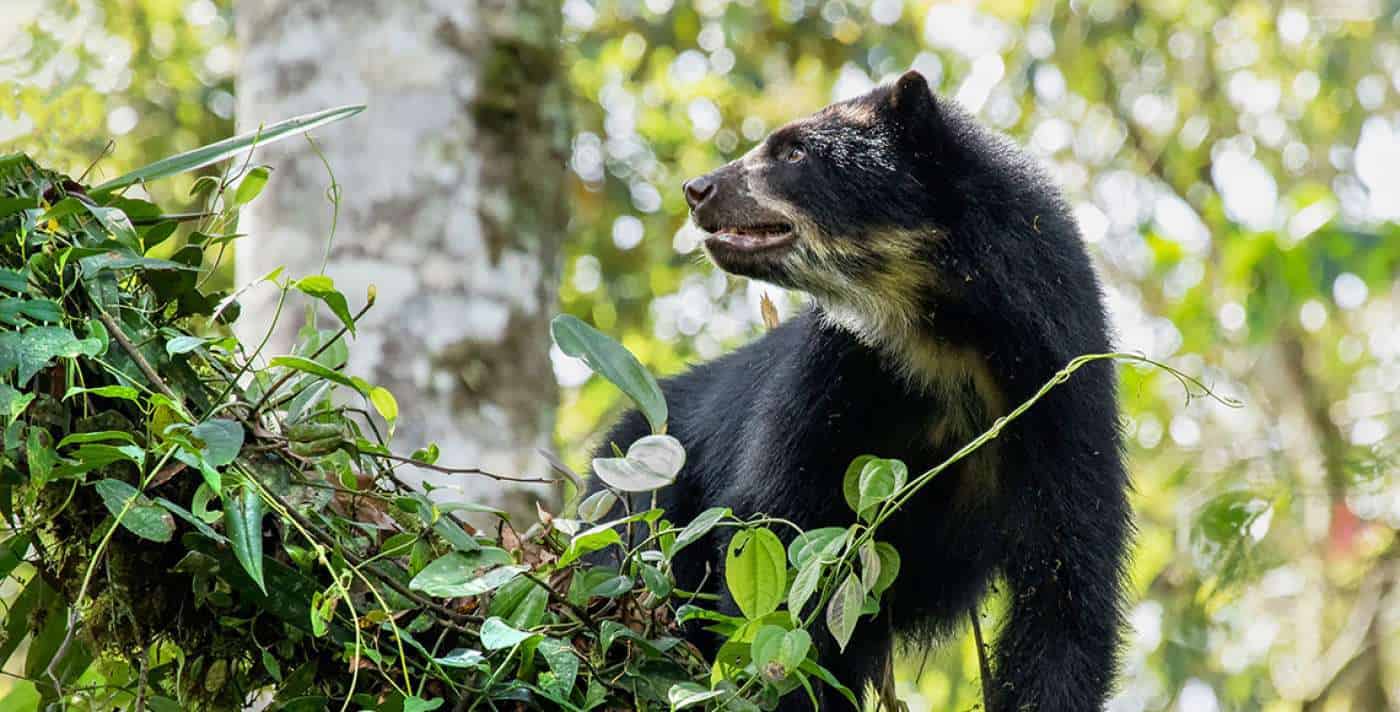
[591,433,684,492]
[293,275,356,335]
[92,105,365,195]
[725,528,786,620]
[232,166,271,206]
[551,314,667,432]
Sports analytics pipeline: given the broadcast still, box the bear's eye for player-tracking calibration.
[779,144,806,164]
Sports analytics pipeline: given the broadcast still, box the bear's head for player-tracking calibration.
[686,70,1105,393]
[683,70,993,338]
[683,67,1075,351]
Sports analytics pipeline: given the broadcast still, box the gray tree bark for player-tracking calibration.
[234,0,567,517]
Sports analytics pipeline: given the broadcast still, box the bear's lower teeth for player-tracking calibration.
[728,224,790,237]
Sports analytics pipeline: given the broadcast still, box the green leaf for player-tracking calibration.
[640,563,672,598]
[575,489,618,522]
[750,624,787,668]
[232,166,271,206]
[672,506,729,556]
[94,479,174,542]
[675,605,747,630]
[776,628,812,672]
[154,497,228,544]
[269,355,364,394]
[557,523,622,566]
[63,385,140,403]
[261,649,283,682]
[856,458,906,517]
[825,573,864,652]
[56,430,138,448]
[0,383,34,426]
[787,527,847,569]
[842,455,876,516]
[81,251,200,274]
[165,335,207,355]
[0,268,28,293]
[224,486,267,594]
[26,429,55,487]
[408,553,526,597]
[0,534,29,582]
[859,540,882,594]
[369,386,397,422]
[432,516,480,553]
[293,275,357,335]
[538,638,579,698]
[725,528,787,620]
[487,575,537,620]
[402,696,444,712]
[54,443,145,478]
[787,557,823,622]
[0,326,104,386]
[92,105,366,195]
[798,658,861,709]
[872,542,900,595]
[190,419,244,467]
[431,648,486,669]
[479,616,537,651]
[551,314,667,432]
[16,298,61,323]
[87,204,138,244]
[589,574,633,597]
[508,582,550,629]
[668,682,726,710]
[590,433,685,492]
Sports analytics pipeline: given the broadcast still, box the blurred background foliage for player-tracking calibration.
[3,0,1399,709]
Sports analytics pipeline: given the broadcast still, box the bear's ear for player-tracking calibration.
[889,70,935,115]
[887,70,943,151]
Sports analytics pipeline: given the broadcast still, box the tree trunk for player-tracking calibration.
[234,0,567,518]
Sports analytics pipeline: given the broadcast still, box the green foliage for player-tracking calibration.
[11,1,1397,706]
[0,144,909,711]
[551,314,668,433]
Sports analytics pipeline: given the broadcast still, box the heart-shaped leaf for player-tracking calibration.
[479,617,537,650]
[408,554,526,598]
[576,489,619,522]
[591,434,684,492]
[94,479,174,543]
[725,528,786,620]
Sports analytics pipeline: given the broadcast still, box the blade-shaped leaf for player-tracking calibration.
[672,506,729,556]
[224,486,266,594]
[92,105,365,195]
[551,314,667,432]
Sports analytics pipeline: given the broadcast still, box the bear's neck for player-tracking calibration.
[813,299,1006,439]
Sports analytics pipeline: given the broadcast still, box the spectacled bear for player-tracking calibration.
[591,70,1130,711]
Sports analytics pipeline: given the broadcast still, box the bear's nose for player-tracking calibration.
[683,176,715,210]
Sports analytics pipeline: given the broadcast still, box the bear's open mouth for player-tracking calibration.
[703,223,796,253]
